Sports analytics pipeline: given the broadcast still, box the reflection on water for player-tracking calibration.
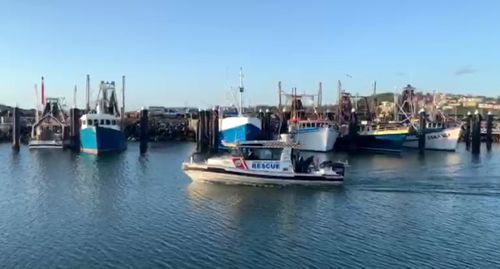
[0,142,500,268]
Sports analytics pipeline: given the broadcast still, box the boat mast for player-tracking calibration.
[337,80,342,122]
[34,84,39,123]
[86,74,90,112]
[121,75,125,130]
[278,81,282,112]
[73,85,77,108]
[238,67,244,116]
[318,82,323,109]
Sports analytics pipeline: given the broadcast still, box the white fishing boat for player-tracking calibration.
[183,140,346,186]
[285,119,338,152]
[404,123,461,151]
[281,87,338,152]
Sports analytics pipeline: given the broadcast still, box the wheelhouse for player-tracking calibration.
[80,114,121,130]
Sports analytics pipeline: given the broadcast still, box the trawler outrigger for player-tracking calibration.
[182,140,347,186]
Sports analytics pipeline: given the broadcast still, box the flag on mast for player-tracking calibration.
[41,76,45,105]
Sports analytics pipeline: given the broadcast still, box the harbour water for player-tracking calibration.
[1,143,500,268]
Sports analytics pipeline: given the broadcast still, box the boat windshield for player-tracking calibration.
[241,147,283,161]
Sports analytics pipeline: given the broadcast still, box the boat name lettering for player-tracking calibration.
[251,162,280,170]
[428,133,450,140]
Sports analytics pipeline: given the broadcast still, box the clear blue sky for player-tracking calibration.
[1,0,499,109]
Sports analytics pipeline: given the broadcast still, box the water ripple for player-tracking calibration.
[1,143,500,268]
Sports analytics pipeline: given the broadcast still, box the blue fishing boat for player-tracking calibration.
[336,124,409,153]
[355,128,408,153]
[219,68,261,145]
[80,80,126,154]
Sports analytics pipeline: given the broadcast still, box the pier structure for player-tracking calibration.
[195,109,221,154]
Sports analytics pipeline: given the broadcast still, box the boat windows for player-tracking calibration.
[112,120,116,125]
[100,120,105,125]
[94,120,99,126]
[241,147,283,161]
[81,120,85,126]
[106,120,111,125]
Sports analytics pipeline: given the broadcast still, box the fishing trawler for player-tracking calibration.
[29,77,69,149]
[29,97,68,149]
[404,122,461,151]
[355,122,409,152]
[219,69,262,145]
[286,119,339,151]
[80,80,126,154]
[281,87,338,152]
[397,85,461,151]
[28,98,67,149]
[334,87,409,153]
[183,140,346,186]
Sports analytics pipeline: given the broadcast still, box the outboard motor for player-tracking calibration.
[319,160,333,169]
[331,162,346,177]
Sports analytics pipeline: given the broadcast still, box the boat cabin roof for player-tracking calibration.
[80,113,119,120]
[223,140,300,149]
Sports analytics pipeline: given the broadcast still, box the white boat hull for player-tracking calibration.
[404,127,461,151]
[297,128,338,152]
[29,140,64,149]
[183,165,343,186]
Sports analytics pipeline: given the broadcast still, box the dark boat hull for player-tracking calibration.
[336,133,407,153]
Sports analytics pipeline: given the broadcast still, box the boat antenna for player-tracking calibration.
[238,67,244,116]
[34,84,39,123]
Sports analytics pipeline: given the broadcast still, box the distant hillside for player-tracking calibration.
[373,92,394,103]
[0,104,35,116]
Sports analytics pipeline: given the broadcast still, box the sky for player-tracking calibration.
[1,0,499,109]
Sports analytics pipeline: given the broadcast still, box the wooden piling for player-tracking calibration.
[348,108,358,150]
[12,107,20,151]
[279,109,290,134]
[265,109,272,140]
[486,111,493,151]
[69,108,81,151]
[326,109,334,121]
[464,112,471,150]
[471,110,481,154]
[210,109,219,152]
[418,109,426,153]
[196,111,202,152]
[196,110,208,153]
[140,108,149,154]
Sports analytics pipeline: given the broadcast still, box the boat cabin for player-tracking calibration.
[80,113,121,130]
[220,140,318,174]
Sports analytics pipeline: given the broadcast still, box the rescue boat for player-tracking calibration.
[182,140,347,186]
